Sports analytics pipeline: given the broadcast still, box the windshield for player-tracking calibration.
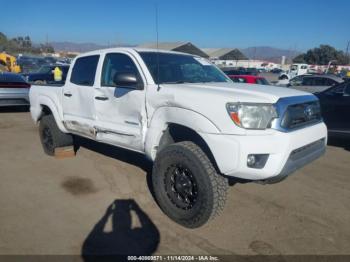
[139,52,230,84]
[37,66,52,74]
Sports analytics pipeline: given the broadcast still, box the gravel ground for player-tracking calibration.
[0,108,350,257]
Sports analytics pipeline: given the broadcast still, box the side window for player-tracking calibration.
[324,79,337,86]
[290,76,303,86]
[101,53,141,87]
[313,77,326,86]
[70,55,99,86]
[302,77,314,86]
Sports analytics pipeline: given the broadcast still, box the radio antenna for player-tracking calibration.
[155,3,160,90]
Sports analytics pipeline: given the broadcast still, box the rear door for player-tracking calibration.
[62,55,99,137]
[93,52,146,152]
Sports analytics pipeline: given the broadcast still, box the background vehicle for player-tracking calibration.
[270,68,284,74]
[315,81,350,137]
[222,67,258,76]
[29,48,327,228]
[286,74,343,93]
[228,75,270,85]
[279,63,309,80]
[0,53,21,73]
[0,72,30,107]
[22,64,70,84]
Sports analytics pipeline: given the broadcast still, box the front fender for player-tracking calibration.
[144,107,220,160]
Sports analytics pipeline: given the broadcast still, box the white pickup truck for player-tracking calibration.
[30,48,327,228]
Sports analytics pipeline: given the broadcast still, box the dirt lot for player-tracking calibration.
[1,108,350,256]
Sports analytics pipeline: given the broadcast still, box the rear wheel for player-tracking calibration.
[152,141,228,228]
[39,115,73,156]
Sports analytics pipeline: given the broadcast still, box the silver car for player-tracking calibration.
[0,72,30,107]
[287,74,344,93]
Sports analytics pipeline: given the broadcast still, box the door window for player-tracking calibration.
[101,53,141,87]
[70,55,99,86]
[302,77,314,86]
[290,76,303,86]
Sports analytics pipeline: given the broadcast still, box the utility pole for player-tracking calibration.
[346,41,350,65]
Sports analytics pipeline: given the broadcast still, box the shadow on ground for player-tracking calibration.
[328,136,350,152]
[0,106,29,113]
[73,136,155,196]
[82,199,160,261]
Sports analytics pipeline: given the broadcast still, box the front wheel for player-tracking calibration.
[152,141,228,228]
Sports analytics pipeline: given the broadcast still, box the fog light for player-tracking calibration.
[247,155,256,166]
[247,154,269,169]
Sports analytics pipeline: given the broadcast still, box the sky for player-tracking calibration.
[1,0,350,51]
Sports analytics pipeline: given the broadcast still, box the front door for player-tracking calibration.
[93,52,146,152]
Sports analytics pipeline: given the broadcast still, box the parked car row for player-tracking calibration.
[22,64,70,84]
[0,72,30,107]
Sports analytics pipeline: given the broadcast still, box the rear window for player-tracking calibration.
[70,55,99,86]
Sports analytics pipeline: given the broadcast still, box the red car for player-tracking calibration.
[228,75,270,85]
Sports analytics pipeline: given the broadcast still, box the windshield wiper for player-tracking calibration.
[161,80,193,84]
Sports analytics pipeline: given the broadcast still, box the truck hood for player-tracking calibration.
[161,82,312,104]
[156,82,315,134]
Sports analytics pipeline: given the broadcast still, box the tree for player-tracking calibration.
[292,54,306,63]
[293,45,349,65]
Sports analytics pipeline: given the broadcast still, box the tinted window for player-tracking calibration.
[313,77,327,86]
[302,77,315,86]
[290,76,303,86]
[324,78,337,86]
[101,53,140,86]
[70,55,99,86]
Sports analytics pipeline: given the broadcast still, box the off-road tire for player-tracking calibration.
[39,114,73,156]
[152,141,228,228]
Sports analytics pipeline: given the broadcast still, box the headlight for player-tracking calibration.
[226,103,278,129]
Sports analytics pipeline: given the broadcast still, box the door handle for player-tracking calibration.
[64,93,72,97]
[95,96,109,101]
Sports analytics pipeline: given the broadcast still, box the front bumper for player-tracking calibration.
[200,122,327,181]
[0,89,30,107]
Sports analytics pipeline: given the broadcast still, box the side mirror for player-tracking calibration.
[113,72,142,89]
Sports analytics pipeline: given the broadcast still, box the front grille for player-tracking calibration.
[290,138,325,161]
[280,101,322,130]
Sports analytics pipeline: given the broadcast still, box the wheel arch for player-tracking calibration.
[145,107,221,172]
[33,96,68,132]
